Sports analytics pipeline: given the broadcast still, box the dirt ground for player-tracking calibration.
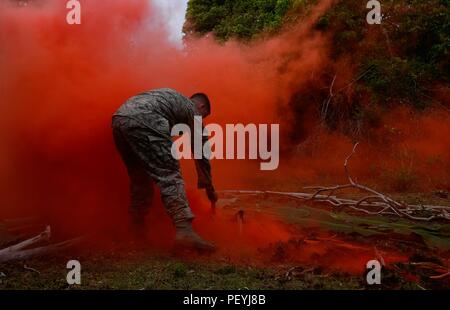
[1,192,449,290]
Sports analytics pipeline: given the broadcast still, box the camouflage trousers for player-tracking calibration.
[112,116,194,224]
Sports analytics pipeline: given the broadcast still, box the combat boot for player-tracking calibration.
[174,220,216,253]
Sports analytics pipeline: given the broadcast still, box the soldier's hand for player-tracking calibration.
[206,185,218,203]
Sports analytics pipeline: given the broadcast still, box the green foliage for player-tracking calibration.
[392,0,450,81]
[186,0,450,133]
[362,57,432,109]
[316,0,449,111]
[185,0,308,40]
[314,0,366,55]
[314,15,329,30]
[365,0,449,109]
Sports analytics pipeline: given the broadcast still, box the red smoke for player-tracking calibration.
[0,0,332,228]
[0,0,447,272]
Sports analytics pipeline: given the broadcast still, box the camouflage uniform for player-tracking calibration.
[112,88,213,224]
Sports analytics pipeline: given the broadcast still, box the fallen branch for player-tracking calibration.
[24,265,40,274]
[219,143,450,222]
[411,262,450,279]
[0,226,83,263]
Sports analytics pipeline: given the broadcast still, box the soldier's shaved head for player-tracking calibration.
[190,93,211,117]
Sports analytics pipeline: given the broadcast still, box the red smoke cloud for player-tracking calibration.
[0,0,332,227]
[0,0,448,271]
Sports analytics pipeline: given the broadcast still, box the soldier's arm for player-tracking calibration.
[195,135,217,203]
[189,119,217,202]
[195,133,213,189]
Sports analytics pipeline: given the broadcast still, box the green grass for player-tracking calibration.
[0,252,364,290]
[1,191,449,290]
[2,247,445,290]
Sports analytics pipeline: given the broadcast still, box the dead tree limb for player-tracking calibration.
[411,262,450,279]
[219,143,450,222]
[0,226,50,255]
[0,226,83,263]
[321,67,375,122]
[321,74,337,121]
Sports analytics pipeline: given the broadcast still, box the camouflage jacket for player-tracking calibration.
[114,88,213,189]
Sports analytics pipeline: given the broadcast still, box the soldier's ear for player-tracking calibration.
[202,103,211,117]
[196,101,206,113]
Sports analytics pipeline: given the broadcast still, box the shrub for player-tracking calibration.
[185,0,309,41]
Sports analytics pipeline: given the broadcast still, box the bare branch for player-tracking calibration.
[0,226,50,255]
[0,226,83,263]
[219,143,450,222]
